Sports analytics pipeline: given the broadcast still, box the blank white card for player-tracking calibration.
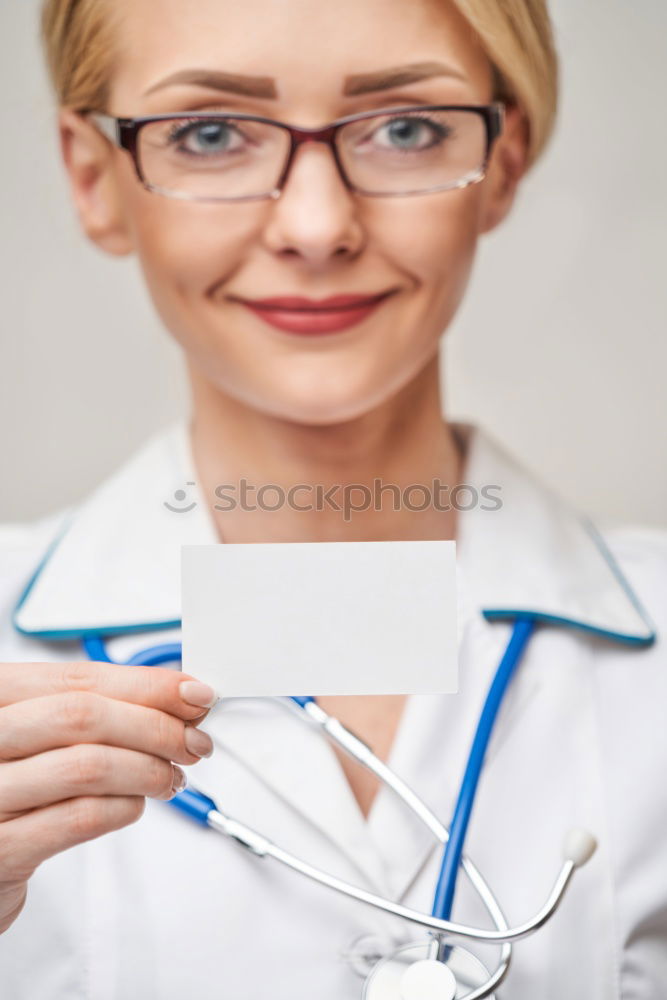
[181,539,458,697]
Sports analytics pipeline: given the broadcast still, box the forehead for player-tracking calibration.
[110,0,492,112]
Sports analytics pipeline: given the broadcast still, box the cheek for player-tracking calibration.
[367,186,483,338]
[118,173,255,336]
[406,189,480,300]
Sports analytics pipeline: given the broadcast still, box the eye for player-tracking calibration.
[372,114,452,152]
[167,118,245,157]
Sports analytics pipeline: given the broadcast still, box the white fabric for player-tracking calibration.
[0,420,666,999]
[10,421,656,642]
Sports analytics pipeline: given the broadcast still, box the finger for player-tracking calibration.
[0,796,146,883]
[0,692,214,765]
[0,881,28,935]
[0,661,218,721]
[0,745,186,819]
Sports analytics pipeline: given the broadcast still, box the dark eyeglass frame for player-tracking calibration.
[86,102,505,202]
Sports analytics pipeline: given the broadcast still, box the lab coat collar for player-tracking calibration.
[452,422,656,645]
[12,417,656,646]
[13,421,217,639]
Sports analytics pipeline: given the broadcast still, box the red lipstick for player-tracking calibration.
[233,290,396,335]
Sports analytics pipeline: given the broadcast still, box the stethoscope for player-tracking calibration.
[82,618,597,999]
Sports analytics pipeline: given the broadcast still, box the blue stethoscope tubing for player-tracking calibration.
[83,620,532,926]
[432,618,533,922]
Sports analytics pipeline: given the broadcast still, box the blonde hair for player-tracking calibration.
[40,0,558,164]
[41,0,117,115]
[450,0,558,163]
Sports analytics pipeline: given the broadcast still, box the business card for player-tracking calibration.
[181,539,458,697]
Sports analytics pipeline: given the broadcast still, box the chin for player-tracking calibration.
[276,399,379,427]
[253,384,390,427]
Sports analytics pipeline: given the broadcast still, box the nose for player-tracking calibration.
[261,140,365,266]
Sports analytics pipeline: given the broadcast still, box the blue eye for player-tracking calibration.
[375,115,452,152]
[168,119,244,157]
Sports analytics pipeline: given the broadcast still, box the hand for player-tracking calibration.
[0,660,217,934]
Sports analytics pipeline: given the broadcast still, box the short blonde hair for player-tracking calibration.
[450,0,558,163]
[41,0,117,115]
[40,0,558,164]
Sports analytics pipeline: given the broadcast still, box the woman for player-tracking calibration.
[0,0,665,996]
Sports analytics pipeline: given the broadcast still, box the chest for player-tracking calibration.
[315,693,409,817]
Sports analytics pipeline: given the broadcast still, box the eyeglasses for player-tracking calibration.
[87,103,504,203]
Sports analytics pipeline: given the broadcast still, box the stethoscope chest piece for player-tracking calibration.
[363,940,493,1000]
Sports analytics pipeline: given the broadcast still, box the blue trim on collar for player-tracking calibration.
[482,610,656,647]
[11,514,180,642]
[12,501,659,648]
[11,514,74,639]
[12,619,183,642]
[480,517,658,647]
[582,514,658,636]
[19,611,656,647]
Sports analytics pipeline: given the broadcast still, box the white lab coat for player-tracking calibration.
[0,419,665,999]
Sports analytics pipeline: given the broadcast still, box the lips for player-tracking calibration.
[245,292,392,311]
[231,289,397,335]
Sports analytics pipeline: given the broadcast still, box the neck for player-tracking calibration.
[187,353,463,543]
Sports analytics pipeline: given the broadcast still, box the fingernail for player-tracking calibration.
[184,726,214,759]
[172,765,187,794]
[179,681,218,708]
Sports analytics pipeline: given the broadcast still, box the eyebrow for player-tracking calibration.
[143,61,465,100]
[143,69,277,98]
[343,61,467,96]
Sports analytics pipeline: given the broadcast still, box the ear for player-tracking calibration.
[58,108,134,256]
[477,104,530,235]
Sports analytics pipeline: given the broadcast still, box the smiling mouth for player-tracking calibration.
[231,290,397,311]
[230,289,398,335]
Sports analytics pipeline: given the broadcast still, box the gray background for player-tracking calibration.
[1,1,665,527]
